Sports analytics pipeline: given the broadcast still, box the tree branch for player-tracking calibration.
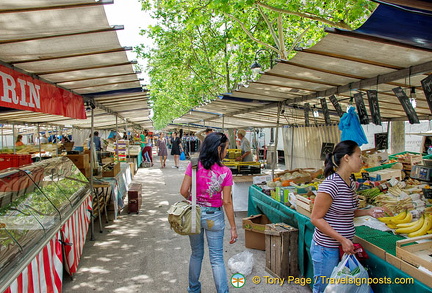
[223,12,279,55]
[256,1,353,30]
[257,6,280,51]
[286,26,310,58]
[277,14,286,59]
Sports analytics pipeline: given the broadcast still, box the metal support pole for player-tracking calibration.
[115,116,118,162]
[222,114,225,131]
[37,124,41,160]
[90,107,96,240]
[12,124,16,154]
[272,102,282,180]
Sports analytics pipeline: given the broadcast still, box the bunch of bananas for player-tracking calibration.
[378,211,432,237]
[378,210,412,229]
[395,214,432,237]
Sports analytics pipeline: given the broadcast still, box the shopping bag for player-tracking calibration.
[180,151,186,160]
[324,254,371,293]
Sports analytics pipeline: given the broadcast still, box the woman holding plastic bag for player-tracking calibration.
[310,140,386,293]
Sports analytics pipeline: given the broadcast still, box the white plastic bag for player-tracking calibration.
[228,250,254,276]
[324,254,371,293]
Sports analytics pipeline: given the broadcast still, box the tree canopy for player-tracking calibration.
[136,0,377,130]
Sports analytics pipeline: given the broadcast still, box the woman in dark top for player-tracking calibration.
[170,132,182,168]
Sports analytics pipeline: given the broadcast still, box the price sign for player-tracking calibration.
[374,133,388,150]
[366,90,381,125]
[421,75,432,113]
[392,87,419,124]
[354,93,369,124]
[320,142,334,161]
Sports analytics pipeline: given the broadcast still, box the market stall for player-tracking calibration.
[248,185,432,292]
[0,157,92,292]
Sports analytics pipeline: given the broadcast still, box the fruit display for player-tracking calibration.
[378,211,432,237]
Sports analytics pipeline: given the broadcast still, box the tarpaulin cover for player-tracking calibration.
[0,65,86,119]
[355,3,432,50]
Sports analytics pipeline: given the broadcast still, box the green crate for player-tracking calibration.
[364,162,397,173]
[388,151,420,160]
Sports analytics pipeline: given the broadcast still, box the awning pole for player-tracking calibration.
[222,114,225,131]
[12,124,16,154]
[1,125,3,149]
[272,102,282,180]
[90,106,95,240]
[37,123,41,159]
[115,116,118,162]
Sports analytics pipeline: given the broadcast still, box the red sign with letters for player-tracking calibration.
[0,64,86,119]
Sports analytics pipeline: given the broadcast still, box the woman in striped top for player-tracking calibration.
[310,140,385,293]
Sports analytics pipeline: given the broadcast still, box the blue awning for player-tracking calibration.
[355,2,432,49]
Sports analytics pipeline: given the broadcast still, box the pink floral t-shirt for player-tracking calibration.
[185,162,233,207]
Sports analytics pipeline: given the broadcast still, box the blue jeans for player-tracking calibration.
[310,239,340,293]
[188,207,228,293]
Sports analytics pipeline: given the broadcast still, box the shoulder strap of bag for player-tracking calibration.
[191,158,198,233]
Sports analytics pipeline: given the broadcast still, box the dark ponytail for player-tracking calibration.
[324,140,358,177]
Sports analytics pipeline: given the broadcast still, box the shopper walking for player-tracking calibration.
[142,130,154,166]
[180,132,237,293]
[156,132,168,168]
[310,140,386,293]
[170,132,182,168]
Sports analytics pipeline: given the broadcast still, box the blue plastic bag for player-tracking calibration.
[180,152,186,160]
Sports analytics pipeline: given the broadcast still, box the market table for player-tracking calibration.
[232,175,255,211]
[248,185,432,292]
[96,162,132,220]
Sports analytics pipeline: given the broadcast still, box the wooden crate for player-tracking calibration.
[396,234,432,271]
[102,162,120,177]
[295,195,314,213]
[265,224,299,278]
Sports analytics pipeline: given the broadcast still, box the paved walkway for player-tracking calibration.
[63,156,311,293]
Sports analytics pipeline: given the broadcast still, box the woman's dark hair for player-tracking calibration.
[324,140,358,177]
[199,132,228,170]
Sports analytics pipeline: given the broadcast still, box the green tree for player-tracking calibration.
[136,0,376,129]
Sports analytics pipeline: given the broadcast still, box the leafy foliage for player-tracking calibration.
[136,0,376,129]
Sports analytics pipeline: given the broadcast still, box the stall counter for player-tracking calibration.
[248,185,431,292]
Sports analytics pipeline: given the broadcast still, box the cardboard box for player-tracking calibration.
[243,214,271,250]
[66,154,89,169]
[102,162,120,177]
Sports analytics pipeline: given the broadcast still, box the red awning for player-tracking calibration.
[0,64,86,120]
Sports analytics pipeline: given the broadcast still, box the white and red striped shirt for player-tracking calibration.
[313,173,358,248]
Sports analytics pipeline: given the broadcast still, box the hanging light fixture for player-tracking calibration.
[250,60,262,75]
[410,87,417,108]
[313,105,319,118]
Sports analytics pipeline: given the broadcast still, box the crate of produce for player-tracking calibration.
[396,234,432,272]
[265,224,299,278]
[0,154,32,170]
[226,149,242,160]
[389,152,423,170]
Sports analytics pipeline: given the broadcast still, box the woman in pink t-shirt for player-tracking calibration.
[180,132,237,293]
